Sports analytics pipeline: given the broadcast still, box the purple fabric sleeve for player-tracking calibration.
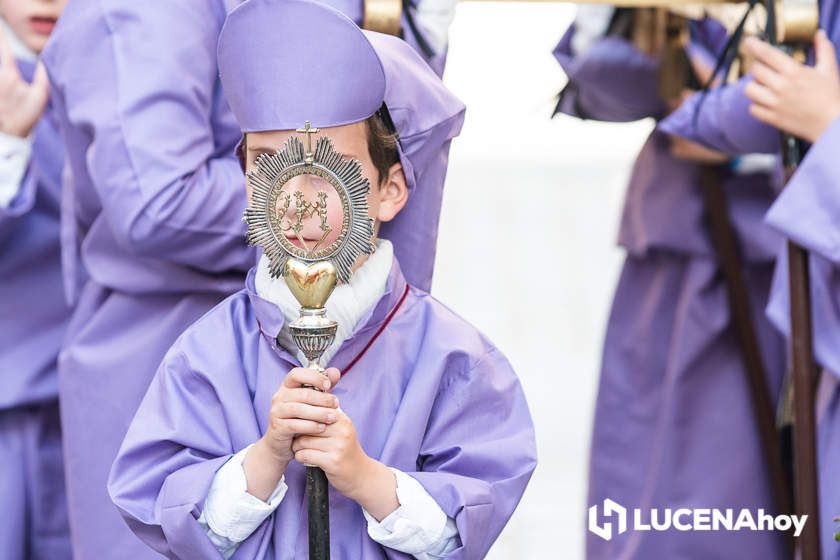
[553,25,666,122]
[108,350,267,559]
[405,349,537,559]
[765,116,840,263]
[658,76,780,155]
[763,116,840,387]
[42,0,252,274]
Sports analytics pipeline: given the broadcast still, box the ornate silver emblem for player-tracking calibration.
[244,121,376,284]
[243,122,381,555]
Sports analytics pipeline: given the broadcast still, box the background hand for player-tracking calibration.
[744,31,840,143]
[0,28,49,138]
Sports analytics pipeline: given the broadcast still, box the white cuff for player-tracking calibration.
[0,131,32,208]
[731,153,778,176]
[363,469,459,558]
[201,445,287,544]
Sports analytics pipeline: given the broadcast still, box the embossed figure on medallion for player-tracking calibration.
[244,123,376,284]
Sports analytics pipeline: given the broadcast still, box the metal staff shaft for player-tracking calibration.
[246,131,375,560]
[303,357,332,560]
[307,466,330,559]
[285,310,339,560]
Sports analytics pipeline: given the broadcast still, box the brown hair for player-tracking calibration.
[237,113,400,185]
[365,112,400,185]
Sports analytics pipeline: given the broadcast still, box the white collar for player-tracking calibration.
[255,239,394,366]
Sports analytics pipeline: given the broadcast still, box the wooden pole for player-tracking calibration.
[766,0,822,555]
[700,166,794,554]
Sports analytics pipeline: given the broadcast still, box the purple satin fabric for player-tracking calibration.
[0,61,69,410]
[109,261,536,559]
[765,116,840,558]
[659,0,840,155]
[553,24,667,122]
[660,3,840,553]
[41,0,457,556]
[42,1,262,557]
[0,406,70,559]
[0,60,71,560]
[554,19,787,558]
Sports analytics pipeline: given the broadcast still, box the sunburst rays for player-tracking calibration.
[243,135,376,284]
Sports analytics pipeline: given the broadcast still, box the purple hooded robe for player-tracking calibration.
[109,263,537,559]
[661,2,840,555]
[40,0,456,557]
[555,15,788,559]
[107,2,535,557]
[0,59,71,560]
[41,2,253,557]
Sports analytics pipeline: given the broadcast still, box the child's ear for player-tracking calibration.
[376,162,408,223]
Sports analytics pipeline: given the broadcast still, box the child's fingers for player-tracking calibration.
[274,418,326,436]
[0,27,18,76]
[283,367,332,390]
[286,387,338,408]
[744,81,779,109]
[31,62,50,99]
[750,61,784,92]
[815,30,840,80]
[745,36,799,75]
[290,411,349,440]
[276,402,338,424]
[323,367,341,387]
[294,448,331,469]
[292,435,330,453]
[748,103,780,129]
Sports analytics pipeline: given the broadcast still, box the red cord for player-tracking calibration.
[341,284,410,375]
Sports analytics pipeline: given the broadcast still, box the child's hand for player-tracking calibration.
[259,366,341,463]
[0,28,49,138]
[292,408,367,494]
[292,408,400,520]
[744,31,840,143]
[243,367,340,501]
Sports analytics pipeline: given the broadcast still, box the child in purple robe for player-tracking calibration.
[42,0,457,557]
[0,2,71,558]
[555,8,788,558]
[108,1,536,559]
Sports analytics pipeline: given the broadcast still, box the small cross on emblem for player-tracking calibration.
[296,121,320,164]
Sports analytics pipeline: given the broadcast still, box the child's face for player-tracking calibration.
[1,0,67,54]
[245,120,408,270]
